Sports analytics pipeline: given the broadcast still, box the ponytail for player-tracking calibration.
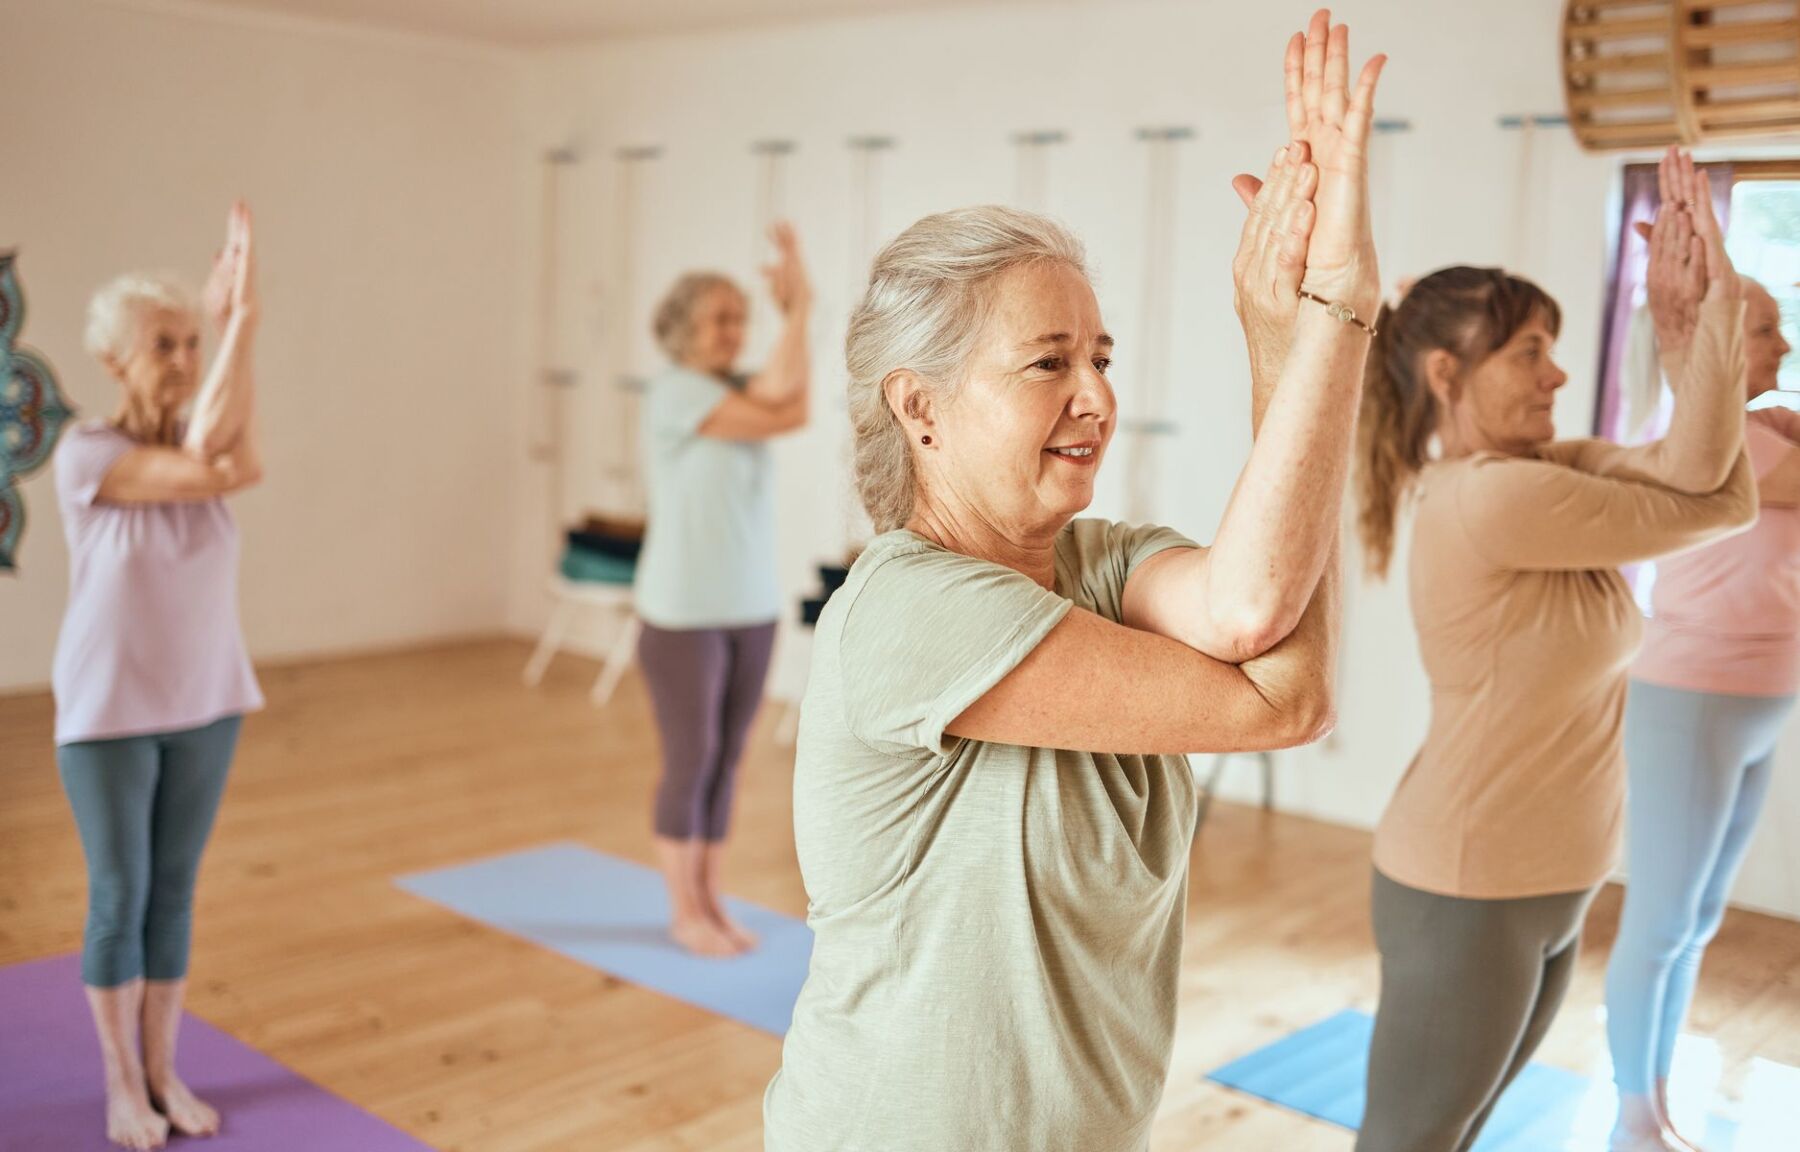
[1353,267,1563,579]
[1355,304,1423,578]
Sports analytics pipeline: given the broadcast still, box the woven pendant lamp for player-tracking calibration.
[1565,0,1800,150]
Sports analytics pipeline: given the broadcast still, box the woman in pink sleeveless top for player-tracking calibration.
[1605,277,1799,1152]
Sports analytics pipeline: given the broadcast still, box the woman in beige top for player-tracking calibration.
[765,12,1384,1150]
[1351,149,1757,1152]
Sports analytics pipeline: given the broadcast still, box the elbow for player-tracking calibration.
[1723,463,1759,533]
[1214,600,1302,663]
[1277,686,1337,749]
[1730,491,1759,533]
[1664,455,1740,498]
[1242,676,1335,751]
[227,458,264,493]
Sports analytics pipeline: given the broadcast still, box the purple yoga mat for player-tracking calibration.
[0,953,436,1152]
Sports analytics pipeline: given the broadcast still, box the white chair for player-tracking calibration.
[522,576,641,706]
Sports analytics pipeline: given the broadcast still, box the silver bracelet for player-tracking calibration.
[1298,289,1377,336]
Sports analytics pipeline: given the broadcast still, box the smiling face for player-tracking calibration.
[1744,280,1791,402]
[1437,310,1569,457]
[923,260,1116,536]
[107,306,202,414]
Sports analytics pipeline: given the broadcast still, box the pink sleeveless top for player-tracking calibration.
[1634,410,1800,698]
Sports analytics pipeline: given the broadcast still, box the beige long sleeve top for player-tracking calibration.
[1373,296,1758,899]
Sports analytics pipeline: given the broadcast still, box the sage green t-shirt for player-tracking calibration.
[764,519,1201,1152]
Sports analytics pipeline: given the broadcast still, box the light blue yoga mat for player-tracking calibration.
[1207,1009,1742,1151]
[397,841,812,1036]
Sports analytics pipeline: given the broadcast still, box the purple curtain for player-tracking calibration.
[1592,163,1735,443]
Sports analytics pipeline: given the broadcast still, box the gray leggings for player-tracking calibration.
[637,621,776,841]
[57,715,240,987]
[1357,869,1597,1152]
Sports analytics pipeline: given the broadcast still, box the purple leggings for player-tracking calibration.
[637,620,777,842]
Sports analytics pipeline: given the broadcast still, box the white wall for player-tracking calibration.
[3,0,1789,920]
[514,0,1800,918]
[0,0,532,690]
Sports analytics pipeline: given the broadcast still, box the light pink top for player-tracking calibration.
[51,423,264,745]
[1634,410,1800,698]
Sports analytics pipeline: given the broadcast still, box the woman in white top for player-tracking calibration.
[635,224,811,956]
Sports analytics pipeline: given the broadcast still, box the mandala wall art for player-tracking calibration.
[0,251,76,572]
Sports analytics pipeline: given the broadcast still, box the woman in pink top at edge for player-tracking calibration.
[51,203,265,1151]
[1604,271,1798,1152]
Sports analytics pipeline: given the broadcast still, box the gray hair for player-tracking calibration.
[652,271,744,361]
[84,272,195,362]
[845,205,1088,533]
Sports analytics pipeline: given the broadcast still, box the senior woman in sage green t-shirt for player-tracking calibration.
[763,14,1387,1152]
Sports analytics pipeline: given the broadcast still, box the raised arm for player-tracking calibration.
[950,13,1374,754]
[1613,150,1746,495]
[1122,11,1383,663]
[700,222,810,442]
[96,440,263,504]
[1450,449,1755,572]
[740,222,811,408]
[183,202,259,461]
[698,391,807,441]
[948,542,1340,755]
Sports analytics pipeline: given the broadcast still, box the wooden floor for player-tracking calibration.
[2,638,1797,1151]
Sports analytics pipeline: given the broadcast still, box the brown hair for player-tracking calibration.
[1356,266,1563,577]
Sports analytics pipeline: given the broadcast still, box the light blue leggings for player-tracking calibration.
[56,715,240,988]
[1605,681,1794,1095]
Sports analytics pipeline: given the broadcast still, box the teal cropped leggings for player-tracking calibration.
[57,715,240,987]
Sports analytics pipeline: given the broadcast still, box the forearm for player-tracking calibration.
[743,314,809,405]
[1640,297,1746,494]
[223,407,263,486]
[1237,535,1340,741]
[183,312,257,459]
[1247,336,1285,434]
[1200,309,1367,656]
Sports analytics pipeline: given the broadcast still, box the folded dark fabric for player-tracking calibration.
[561,545,636,586]
[567,529,643,561]
[577,513,646,541]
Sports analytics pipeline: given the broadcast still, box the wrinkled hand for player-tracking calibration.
[1232,142,1318,382]
[201,201,257,330]
[1639,147,1739,357]
[1285,9,1385,320]
[762,221,812,318]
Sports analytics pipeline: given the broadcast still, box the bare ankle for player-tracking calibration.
[1616,1092,1664,1135]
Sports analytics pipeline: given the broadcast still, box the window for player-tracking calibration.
[1725,171,1800,401]
[1595,159,1800,443]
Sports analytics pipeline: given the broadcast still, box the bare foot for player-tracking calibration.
[671,915,745,958]
[149,1074,220,1138]
[105,1083,170,1150]
[1609,1124,1685,1152]
[1663,1121,1705,1152]
[1656,1090,1706,1152]
[712,909,759,952]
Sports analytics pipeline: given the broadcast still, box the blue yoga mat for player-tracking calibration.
[397,842,812,1036]
[1208,1010,1742,1151]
